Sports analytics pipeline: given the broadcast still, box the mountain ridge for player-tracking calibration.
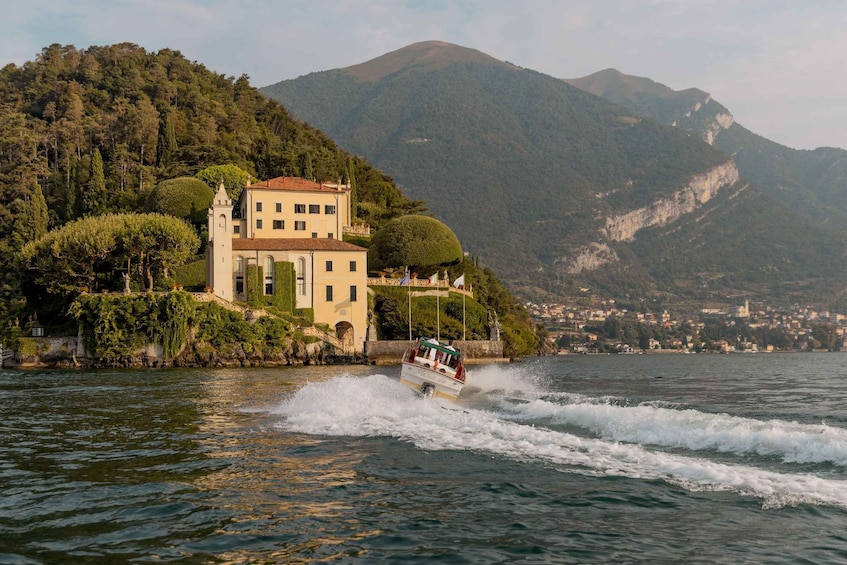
[565,67,847,232]
[340,40,514,82]
[262,41,847,306]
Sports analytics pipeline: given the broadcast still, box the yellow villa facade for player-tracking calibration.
[207,176,368,353]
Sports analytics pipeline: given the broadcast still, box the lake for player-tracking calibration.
[2,353,846,563]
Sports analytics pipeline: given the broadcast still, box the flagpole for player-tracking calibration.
[408,271,412,341]
[452,273,467,342]
[462,292,466,341]
[437,290,440,341]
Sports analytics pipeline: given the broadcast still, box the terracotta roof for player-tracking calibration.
[232,238,367,252]
[246,176,350,193]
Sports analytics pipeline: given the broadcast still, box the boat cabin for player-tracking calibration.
[411,338,462,376]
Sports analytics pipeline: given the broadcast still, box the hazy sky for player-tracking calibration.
[1,0,844,151]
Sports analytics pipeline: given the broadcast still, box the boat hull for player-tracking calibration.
[400,361,464,401]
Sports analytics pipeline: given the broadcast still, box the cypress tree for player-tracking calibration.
[304,152,313,181]
[82,148,107,216]
[347,157,357,214]
[156,114,178,167]
[30,183,48,240]
[68,155,89,220]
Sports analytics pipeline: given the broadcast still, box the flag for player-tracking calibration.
[399,272,410,286]
[428,272,439,284]
[453,274,465,288]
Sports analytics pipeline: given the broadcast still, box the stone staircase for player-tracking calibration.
[299,326,346,352]
[193,292,346,353]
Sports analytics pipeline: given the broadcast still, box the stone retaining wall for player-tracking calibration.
[365,340,507,365]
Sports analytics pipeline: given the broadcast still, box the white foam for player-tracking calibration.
[462,363,544,397]
[501,397,847,465]
[271,375,847,510]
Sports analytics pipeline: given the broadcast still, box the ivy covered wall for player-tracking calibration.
[246,265,262,307]
[245,261,296,312]
[271,261,296,313]
[68,291,300,366]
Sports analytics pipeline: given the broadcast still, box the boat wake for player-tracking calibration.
[499,394,847,466]
[270,371,847,510]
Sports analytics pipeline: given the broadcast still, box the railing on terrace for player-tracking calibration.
[367,276,473,299]
[343,223,371,237]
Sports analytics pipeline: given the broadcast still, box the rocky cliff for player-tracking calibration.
[605,161,740,242]
[557,243,619,275]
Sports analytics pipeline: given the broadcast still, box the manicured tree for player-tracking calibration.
[121,214,200,290]
[195,164,249,200]
[147,177,214,223]
[20,214,124,294]
[369,215,463,271]
[20,213,199,295]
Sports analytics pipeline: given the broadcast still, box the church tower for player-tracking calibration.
[207,181,233,300]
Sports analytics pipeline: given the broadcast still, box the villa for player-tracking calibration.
[206,176,368,353]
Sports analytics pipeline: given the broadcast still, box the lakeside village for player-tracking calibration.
[528,299,847,354]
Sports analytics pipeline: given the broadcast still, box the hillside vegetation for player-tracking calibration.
[263,43,728,278]
[0,43,540,356]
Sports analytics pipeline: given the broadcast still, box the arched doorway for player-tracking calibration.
[335,321,354,354]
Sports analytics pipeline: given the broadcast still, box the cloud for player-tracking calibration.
[0,0,845,149]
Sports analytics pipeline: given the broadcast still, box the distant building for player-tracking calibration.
[207,177,368,353]
[729,300,750,318]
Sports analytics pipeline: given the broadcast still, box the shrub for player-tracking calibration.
[195,164,249,201]
[369,215,462,271]
[148,177,214,222]
[171,258,207,290]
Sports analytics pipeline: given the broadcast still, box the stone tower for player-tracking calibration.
[207,181,233,300]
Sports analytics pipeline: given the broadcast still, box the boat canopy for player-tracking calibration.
[419,338,461,356]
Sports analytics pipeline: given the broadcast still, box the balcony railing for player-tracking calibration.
[343,223,371,236]
[367,276,473,298]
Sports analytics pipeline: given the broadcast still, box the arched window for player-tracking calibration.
[235,256,244,295]
[297,257,306,296]
[264,256,274,295]
[218,213,227,230]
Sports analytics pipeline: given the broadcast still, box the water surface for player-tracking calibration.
[2,354,846,562]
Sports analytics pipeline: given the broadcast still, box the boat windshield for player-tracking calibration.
[415,339,462,370]
[418,338,461,356]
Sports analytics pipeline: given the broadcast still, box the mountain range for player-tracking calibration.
[261,41,847,308]
[564,68,847,232]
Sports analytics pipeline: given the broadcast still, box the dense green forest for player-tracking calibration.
[0,43,540,357]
